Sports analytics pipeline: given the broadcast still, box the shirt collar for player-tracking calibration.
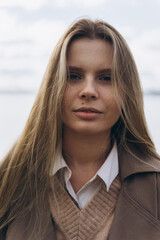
[51,153,70,176]
[96,141,118,191]
[51,141,119,191]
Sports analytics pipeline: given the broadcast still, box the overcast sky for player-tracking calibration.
[0,0,160,92]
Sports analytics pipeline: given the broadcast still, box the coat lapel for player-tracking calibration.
[108,185,160,240]
[108,148,160,240]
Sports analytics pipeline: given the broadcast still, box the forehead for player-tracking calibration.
[67,38,113,69]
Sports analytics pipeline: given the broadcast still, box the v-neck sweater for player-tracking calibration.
[51,141,119,209]
[49,174,121,240]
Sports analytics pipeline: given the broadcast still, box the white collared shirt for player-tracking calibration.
[51,141,119,209]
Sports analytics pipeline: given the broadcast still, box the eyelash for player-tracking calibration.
[69,73,82,80]
[98,76,111,81]
[68,73,111,82]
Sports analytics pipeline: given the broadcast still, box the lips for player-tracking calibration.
[73,107,102,120]
[74,107,102,113]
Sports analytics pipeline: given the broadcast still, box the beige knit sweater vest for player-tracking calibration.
[49,175,121,240]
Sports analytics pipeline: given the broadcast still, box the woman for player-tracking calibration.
[0,18,160,240]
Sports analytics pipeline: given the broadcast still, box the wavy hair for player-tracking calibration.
[0,18,159,238]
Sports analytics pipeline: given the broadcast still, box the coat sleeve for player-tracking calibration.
[6,216,57,240]
[157,172,160,221]
[0,231,5,240]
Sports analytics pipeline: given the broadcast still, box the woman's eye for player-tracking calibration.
[99,76,111,82]
[68,73,81,81]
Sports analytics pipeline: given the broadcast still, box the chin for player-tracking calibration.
[73,126,110,136]
[63,122,112,136]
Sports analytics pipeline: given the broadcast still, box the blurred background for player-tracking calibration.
[0,0,160,160]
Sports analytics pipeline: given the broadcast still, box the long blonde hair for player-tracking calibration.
[0,18,159,237]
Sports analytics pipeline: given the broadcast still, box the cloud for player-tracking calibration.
[1,1,160,92]
[0,0,109,10]
[116,26,136,40]
[73,0,107,7]
[128,28,160,90]
[0,9,67,91]
[111,25,160,91]
[52,0,107,8]
[116,0,140,6]
[0,0,48,11]
[0,10,17,41]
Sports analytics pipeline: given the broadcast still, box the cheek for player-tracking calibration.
[62,92,71,111]
[112,100,120,116]
[62,88,74,117]
[105,95,120,118]
[63,84,80,109]
[63,85,76,104]
[112,105,121,124]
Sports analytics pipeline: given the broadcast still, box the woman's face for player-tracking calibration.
[62,37,120,136]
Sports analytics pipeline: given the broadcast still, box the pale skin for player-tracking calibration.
[62,38,120,193]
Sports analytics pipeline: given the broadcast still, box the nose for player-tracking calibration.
[79,77,99,100]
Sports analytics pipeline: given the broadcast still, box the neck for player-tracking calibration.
[62,128,112,192]
[62,128,111,171]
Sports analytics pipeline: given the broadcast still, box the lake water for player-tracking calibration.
[0,93,160,161]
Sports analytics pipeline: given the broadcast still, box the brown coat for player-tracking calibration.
[109,148,160,239]
[4,149,160,240]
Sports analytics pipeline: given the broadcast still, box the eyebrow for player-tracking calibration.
[96,69,111,75]
[68,66,112,74]
[68,66,83,73]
